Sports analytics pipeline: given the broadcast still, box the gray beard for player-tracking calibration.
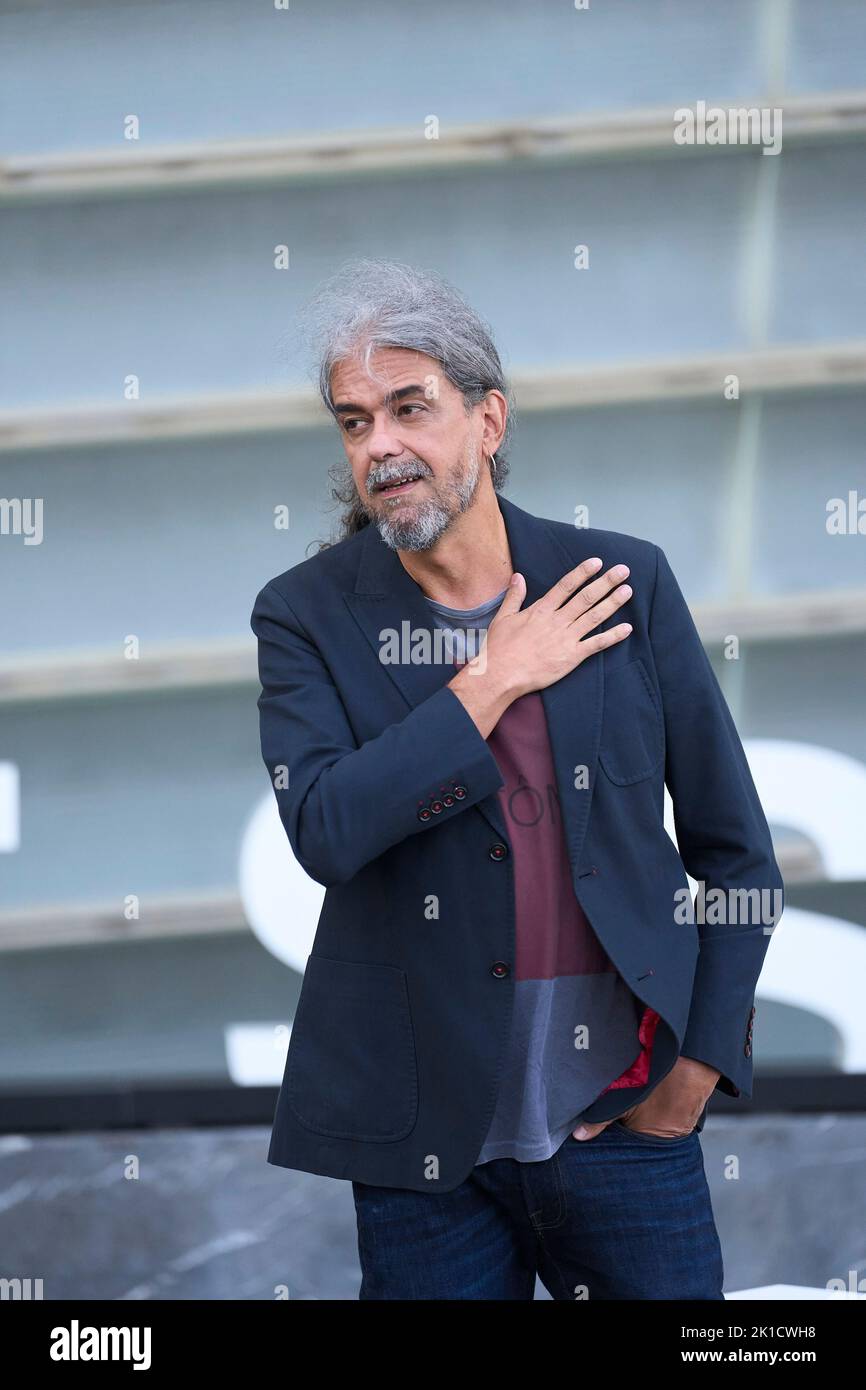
[366,442,482,553]
[375,497,453,552]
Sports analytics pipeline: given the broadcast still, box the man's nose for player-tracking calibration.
[365,412,405,462]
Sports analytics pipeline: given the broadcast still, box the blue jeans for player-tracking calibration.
[352,1120,725,1299]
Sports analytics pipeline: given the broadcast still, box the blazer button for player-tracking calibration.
[454,784,467,799]
[430,799,444,814]
[491,961,510,978]
[489,843,508,860]
[417,806,432,822]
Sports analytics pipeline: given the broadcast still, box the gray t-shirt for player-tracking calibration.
[424,586,649,1163]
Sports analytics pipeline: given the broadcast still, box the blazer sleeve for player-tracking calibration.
[251,580,506,888]
[648,545,785,1100]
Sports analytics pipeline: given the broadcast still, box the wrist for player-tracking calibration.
[677,1055,721,1086]
[451,658,520,706]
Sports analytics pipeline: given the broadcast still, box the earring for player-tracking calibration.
[489,452,497,478]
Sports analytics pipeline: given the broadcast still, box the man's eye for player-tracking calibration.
[343,404,424,432]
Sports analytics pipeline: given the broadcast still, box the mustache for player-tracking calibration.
[367,462,432,493]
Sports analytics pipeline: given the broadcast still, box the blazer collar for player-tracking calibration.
[344,492,603,865]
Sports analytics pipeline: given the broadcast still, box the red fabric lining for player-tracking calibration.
[599,1005,660,1093]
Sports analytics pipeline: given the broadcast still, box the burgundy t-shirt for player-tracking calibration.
[425,585,658,1163]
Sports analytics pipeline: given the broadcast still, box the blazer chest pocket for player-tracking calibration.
[598,658,664,785]
[286,955,419,1143]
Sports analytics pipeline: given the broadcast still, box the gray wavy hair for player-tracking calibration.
[293,258,516,548]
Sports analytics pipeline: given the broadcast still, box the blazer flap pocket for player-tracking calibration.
[598,657,664,786]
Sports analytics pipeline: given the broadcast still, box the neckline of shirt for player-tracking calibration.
[423,586,509,619]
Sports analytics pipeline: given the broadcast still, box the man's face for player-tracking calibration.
[330,347,484,551]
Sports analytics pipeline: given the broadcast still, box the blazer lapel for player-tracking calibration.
[344,493,604,870]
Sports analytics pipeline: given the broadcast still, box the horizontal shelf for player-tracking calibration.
[2,586,865,706]
[0,637,255,703]
[0,891,245,952]
[0,839,834,951]
[692,588,866,644]
[3,342,866,452]
[3,91,866,202]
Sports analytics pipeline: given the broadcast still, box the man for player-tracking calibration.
[251,258,783,1300]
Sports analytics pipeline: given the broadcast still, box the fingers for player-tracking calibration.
[572,1120,612,1141]
[491,571,526,619]
[534,556,607,612]
[569,579,632,638]
[559,562,630,621]
[575,621,633,659]
[493,561,633,660]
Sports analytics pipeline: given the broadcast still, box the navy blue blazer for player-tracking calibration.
[251,493,784,1192]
